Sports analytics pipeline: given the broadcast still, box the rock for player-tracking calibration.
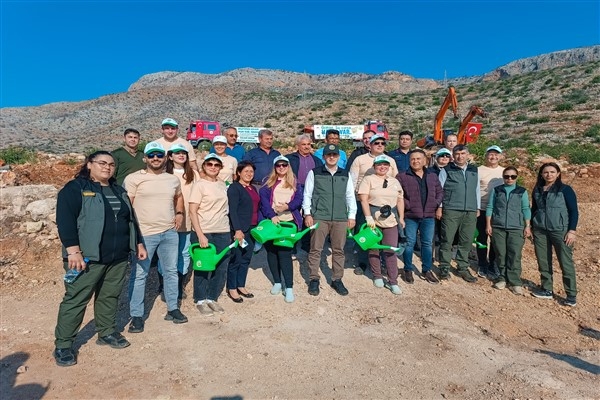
[0,185,58,217]
[16,366,28,374]
[0,170,17,187]
[26,198,56,221]
[26,221,44,233]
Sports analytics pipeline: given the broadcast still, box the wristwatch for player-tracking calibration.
[176,211,184,215]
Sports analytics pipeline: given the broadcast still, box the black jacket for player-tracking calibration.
[227,181,259,232]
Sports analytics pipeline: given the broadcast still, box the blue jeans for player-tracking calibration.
[227,229,254,290]
[192,232,231,302]
[403,218,435,273]
[157,231,192,275]
[129,229,179,317]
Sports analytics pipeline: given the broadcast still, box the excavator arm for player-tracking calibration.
[433,86,459,144]
[457,105,487,144]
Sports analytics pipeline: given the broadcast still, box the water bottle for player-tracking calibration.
[64,257,89,284]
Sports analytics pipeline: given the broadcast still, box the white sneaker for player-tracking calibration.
[493,280,506,290]
[207,301,225,314]
[390,285,402,295]
[373,278,384,288]
[270,283,282,295]
[509,285,523,295]
[196,301,214,316]
[284,288,295,303]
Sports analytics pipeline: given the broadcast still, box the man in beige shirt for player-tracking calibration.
[155,118,199,171]
[124,141,187,333]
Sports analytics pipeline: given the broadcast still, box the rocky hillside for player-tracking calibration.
[0,46,599,154]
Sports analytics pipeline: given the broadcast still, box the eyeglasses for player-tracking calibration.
[205,162,221,168]
[503,175,518,180]
[372,141,386,146]
[92,160,116,168]
[146,152,165,159]
[383,179,388,188]
[275,163,289,168]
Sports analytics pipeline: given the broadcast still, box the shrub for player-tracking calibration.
[528,116,550,124]
[554,103,573,111]
[583,124,600,139]
[0,146,37,164]
[591,76,600,84]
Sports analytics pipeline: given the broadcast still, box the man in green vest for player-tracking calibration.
[436,145,481,282]
[302,144,357,296]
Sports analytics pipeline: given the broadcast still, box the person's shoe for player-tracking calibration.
[438,268,451,280]
[164,309,188,324]
[196,302,214,316]
[270,283,282,295]
[493,280,506,290]
[532,289,553,299]
[128,317,144,333]
[373,278,384,288]
[423,271,439,284]
[389,284,402,295]
[509,285,523,295]
[227,291,244,303]
[53,347,77,367]
[354,263,367,276]
[284,288,295,303]
[96,332,131,349]
[207,301,225,314]
[564,295,577,307]
[237,288,254,298]
[458,270,478,283]
[404,270,414,284]
[330,279,349,296]
[477,267,488,278]
[308,280,320,296]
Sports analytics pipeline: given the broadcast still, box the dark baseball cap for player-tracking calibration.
[323,144,340,155]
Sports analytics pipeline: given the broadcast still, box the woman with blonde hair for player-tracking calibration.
[259,155,303,303]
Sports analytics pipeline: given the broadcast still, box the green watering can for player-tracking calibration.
[189,240,239,272]
[347,223,403,252]
[473,228,487,249]
[251,219,287,244]
[273,222,320,248]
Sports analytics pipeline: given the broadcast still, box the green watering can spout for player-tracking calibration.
[189,240,239,272]
[273,222,320,248]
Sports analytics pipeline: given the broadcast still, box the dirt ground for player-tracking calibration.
[1,159,599,399]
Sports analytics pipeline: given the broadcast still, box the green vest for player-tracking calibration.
[442,163,478,211]
[311,166,350,221]
[532,187,569,231]
[491,185,526,230]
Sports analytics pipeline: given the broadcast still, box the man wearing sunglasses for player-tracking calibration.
[123,141,188,332]
[436,145,481,282]
[476,145,505,279]
[156,118,199,172]
[349,134,398,275]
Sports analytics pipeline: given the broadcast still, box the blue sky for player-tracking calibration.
[1,1,598,107]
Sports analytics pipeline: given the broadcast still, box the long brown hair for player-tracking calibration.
[535,162,563,190]
[166,151,195,185]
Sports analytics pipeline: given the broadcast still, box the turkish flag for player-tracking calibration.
[465,123,483,143]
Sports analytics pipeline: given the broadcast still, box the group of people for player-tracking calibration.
[52,119,579,367]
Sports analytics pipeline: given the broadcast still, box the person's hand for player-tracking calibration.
[274,202,288,214]
[365,216,376,228]
[347,219,356,230]
[476,210,480,217]
[435,208,443,220]
[564,230,576,246]
[234,230,245,243]
[137,244,148,261]
[304,215,314,228]
[271,216,281,225]
[486,226,493,236]
[524,226,531,239]
[198,233,209,248]
[398,218,406,229]
[174,213,184,230]
[67,253,87,271]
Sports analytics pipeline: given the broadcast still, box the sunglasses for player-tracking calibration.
[437,154,451,158]
[275,163,289,168]
[383,179,388,188]
[205,162,222,168]
[503,175,518,180]
[372,141,386,146]
[147,152,165,159]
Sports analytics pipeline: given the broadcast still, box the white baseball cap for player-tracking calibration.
[161,118,178,127]
[212,135,227,144]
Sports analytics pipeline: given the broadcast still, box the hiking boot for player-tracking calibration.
[438,268,451,280]
[207,301,225,314]
[196,302,214,316]
[284,288,295,303]
[493,280,506,290]
[458,270,478,283]
[53,347,77,367]
[308,280,320,296]
[164,309,188,324]
[128,317,144,333]
[354,263,367,276]
[97,332,131,349]
[532,289,553,299]
[564,295,577,307]
[330,279,349,296]
[477,267,488,278]
[423,271,439,284]
[404,270,414,284]
[509,285,523,295]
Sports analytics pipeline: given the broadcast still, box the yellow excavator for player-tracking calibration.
[416,86,487,148]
